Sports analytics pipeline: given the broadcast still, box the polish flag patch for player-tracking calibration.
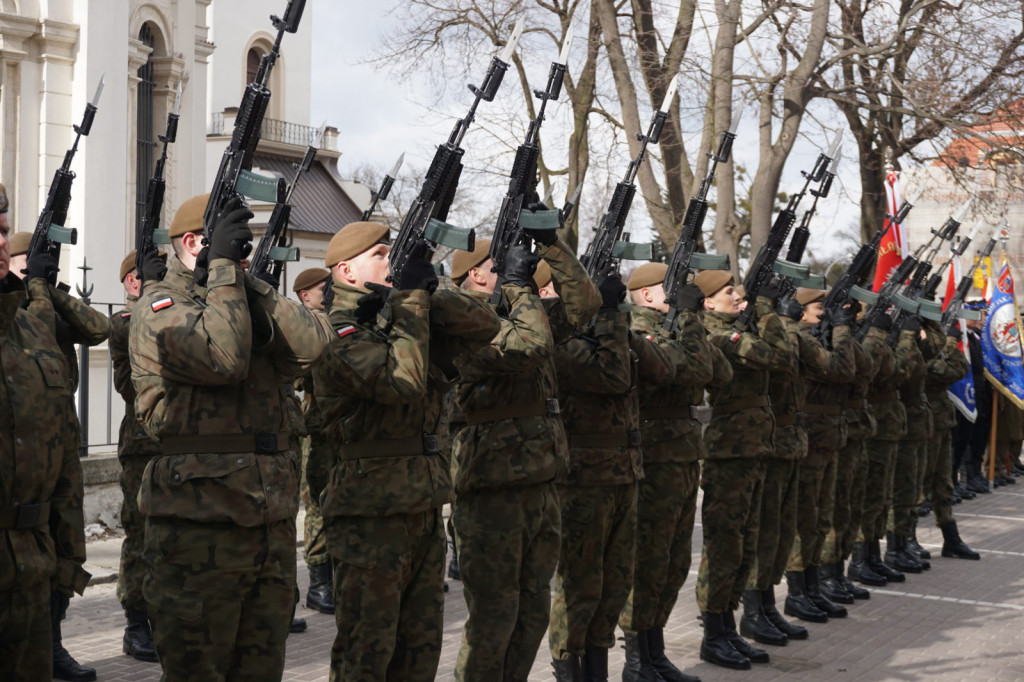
[120,312,132,318]
[646,334,655,342]
[151,297,174,312]
[336,325,357,339]
[729,332,742,343]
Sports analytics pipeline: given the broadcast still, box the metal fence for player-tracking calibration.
[78,301,125,456]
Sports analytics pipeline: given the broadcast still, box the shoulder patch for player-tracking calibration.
[151,297,174,312]
[646,334,655,342]
[120,311,132,318]
[336,325,358,339]
[729,331,742,343]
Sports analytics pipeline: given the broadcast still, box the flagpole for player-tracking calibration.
[989,390,999,485]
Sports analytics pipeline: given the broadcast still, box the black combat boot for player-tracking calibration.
[849,541,887,586]
[582,646,609,682]
[835,560,870,599]
[868,538,905,582]
[739,589,787,646]
[818,562,854,604]
[908,523,932,561]
[621,631,665,681]
[447,535,461,581]
[552,656,583,682]
[122,609,158,662]
[305,562,335,614]
[52,594,97,682]
[784,570,828,623]
[290,617,307,633]
[723,609,769,664]
[761,587,807,640]
[699,611,750,670]
[647,626,701,681]
[804,565,847,618]
[885,532,923,573]
[940,521,981,560]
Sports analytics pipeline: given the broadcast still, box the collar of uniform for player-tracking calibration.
[326,280,376,330]
[630,304,664,333]
[164,255,205,298]
[123,294,139,313]
[0,274,26,331]
[702,310,738,330]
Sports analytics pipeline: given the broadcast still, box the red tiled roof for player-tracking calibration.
[251,153,362,234]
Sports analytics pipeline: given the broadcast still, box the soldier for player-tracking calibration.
[312,223,500,681]
[619,262,727,682]
[291,267,335,614]
[8,230,31,276]
[695,271,794,670]
[0,214,89,682]
[129,194,329,681]
[450,230,600,681]
[109,251,161,662]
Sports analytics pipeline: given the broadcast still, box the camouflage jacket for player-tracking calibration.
[800,322,856,452]
[768,318,806,459]
[554,309,674,486]
[451,237,601,493]
[843,339,879,442]
[922,321,969,433]
[703,298,795,460]
[130,256,329,526]
[897,328,931,440]
[631,306,729,464]
[313,282,500,518]
[25,278,110,391]
[109,296,160,457]
[0,275,87,595]
[862,326,915,441]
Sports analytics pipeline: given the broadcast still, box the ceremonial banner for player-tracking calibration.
[872,167,908,292]
[944,255,978,420]
[981,253,1024,409]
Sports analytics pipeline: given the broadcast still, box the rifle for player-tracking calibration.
[559,183,582,226]
[487,25,571,306]
[735,135,841,331]
[136,81,181,277]
[248,124,325,284]
[197,0,306,285]
[661,104,742,331]
[941,224,1000,335]
[579,76,678,290]
[25,75,105,284]
[361,153,405,222]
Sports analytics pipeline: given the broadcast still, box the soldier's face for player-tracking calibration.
[705,285,739,314]
[342,243,392,289]
[802,301,824,324]
[301,286,325,310]
[0,220,8,279]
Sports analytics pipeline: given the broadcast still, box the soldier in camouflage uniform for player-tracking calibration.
[109,251,161,662]
[545,262,676,682]
[696,271,794,671]
[129,194,329,681]
[0,215,89,682]
[617,263,727,682]
[312,223,500,681]
[450,232,600,681]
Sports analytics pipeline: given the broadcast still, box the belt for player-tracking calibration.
[569,431,642,449]
[464,399,560,426]
[642,406,702,421]
[161,432,289,455]
[866,390,899,403]
[802,404,842,416]
[844,399,867,410]
[714,395,770,416]
[775,413,798,428]
[339,435,440,461]
[0,502,51,529]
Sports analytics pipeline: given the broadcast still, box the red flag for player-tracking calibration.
[872,169,907,292]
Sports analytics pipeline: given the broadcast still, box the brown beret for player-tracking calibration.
[533,260,552,289]
[0,182,8,213]
[795,287,827,306]
[451,239,492,283]
[9,231,31,256]
[694,270,734,297]
[292,267,330,293]
[120,251,138,282]
[168,193,210,238]
[325,222,390,267]
[627,262,668,291]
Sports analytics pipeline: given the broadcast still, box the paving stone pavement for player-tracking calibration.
[62,486,1024,681]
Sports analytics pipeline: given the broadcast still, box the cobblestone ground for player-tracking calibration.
[64,485,1024,681]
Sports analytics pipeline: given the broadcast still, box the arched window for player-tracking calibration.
[136,23,156,237]
[247,48,262,85]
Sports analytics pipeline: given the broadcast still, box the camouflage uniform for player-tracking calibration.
[923,323,969,527]
[697,298,795,614]
[24,279,110,391]
[312,282,499,682]
[451,237,600,681]
[891,328,932,540]
[0,274,88,681]
[130,256,328,681]
[620,305,729,633]
[547,307,674,660]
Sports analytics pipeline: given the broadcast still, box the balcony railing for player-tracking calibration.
[210,112,338,152]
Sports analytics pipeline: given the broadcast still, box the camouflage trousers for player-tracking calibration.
[620,461,700,633]
[861,439,899,542]
[117,454,154,612]
[453,483,560,682]
[749,457,799,590]
[326,509,445,682]
[822,436,867,563]
[696,457,766,613]
[549,482,636,659]
[891,437,928,537]
[0,580,51,681]
[924,429,956,527]
[143,517,297,682]
[300,446,329,567]
[787,444,839,571]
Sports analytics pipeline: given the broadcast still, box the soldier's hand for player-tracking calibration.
[869,312,893,331]
[502,245,540,288]
[355,282,389,325]
[398,240,438,293]
[776,297,803,321]
[599,274,627,312]
[140,248,167,283]
[25,250,58,283]
[254,269,280,290]
[209,197,254,263]
[674,282,705,313]
[900,315,921,333]
[523,202,559,246]
[948,325,963,342]
[830,305,856,328]
[760,280,782,304]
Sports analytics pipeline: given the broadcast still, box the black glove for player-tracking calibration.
[948,324,963,342]
[398,240,438,292]
[502,245,539,288]
[140,248,167,283]
[522,201,559,246]
[831,305,856,328]
[25,251,58,283]
[208,197,254,263]
[675,282,705,313]
[900,315,921,333]
[776,297,803,321]
[760,280,782,304]
[599,275,627,312]
[354,282,389,326]
[869,312,893,332]
[254,269,280,290]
